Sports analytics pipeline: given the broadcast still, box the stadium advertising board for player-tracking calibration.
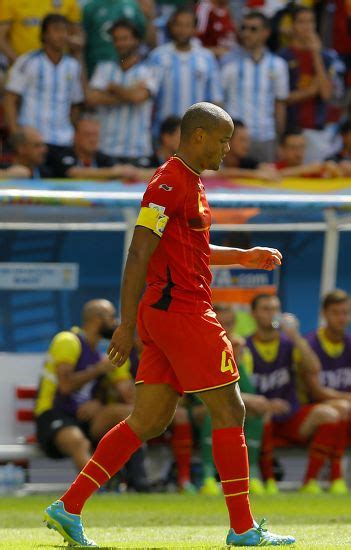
[0,263,79,290]
[211,267,278,303]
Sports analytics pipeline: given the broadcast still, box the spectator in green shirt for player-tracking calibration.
[83,0,157,76]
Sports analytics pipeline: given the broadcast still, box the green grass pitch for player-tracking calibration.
[0,492,350,549]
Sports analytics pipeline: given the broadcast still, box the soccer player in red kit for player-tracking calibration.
[44,103,295,547]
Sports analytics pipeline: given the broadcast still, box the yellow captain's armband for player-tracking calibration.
[135,205,169,237]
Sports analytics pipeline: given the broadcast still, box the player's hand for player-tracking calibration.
[77,399,102,422]
[108,324,135,367]
[240,247,282,271]
[269,398,291,416]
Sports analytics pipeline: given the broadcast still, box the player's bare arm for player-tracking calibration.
[209,244,282,270]
[303,367,351,402]
[56,359,113,394]
[108,227,160,367]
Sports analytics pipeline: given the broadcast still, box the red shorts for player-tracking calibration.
[273,404,316,443]
[136,302,239,394]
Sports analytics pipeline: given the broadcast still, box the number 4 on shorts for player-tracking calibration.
[220,351,234,374]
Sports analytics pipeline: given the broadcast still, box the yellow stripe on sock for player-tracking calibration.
[80,471,100,488]
[224,490,249,497]
[222,477,249,483]
[90,459,111,479]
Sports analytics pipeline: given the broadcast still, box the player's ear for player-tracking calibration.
[194,127,205,143]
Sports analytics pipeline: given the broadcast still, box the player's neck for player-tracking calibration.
[323,326,345,343]
[175,149,202,174]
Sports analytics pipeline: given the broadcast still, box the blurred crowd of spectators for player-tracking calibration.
[0,0,351,181]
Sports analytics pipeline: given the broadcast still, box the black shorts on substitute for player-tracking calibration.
[35,408,90,459]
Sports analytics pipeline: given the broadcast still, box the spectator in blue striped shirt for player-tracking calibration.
[222,11,289,163]
[149,8,224,136]
[4,14,84,153]
[87,20,158,168]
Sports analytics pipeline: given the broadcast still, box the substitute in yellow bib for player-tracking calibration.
[35,299,133,471]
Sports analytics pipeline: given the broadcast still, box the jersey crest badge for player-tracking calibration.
[159,184,173,191]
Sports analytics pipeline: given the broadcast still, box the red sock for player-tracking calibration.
[304,423,336,483]
[259,422,274,480]
[212,426,254,534]
[171,423,192,486]
[330,421,348,481]
[60,421,141,514]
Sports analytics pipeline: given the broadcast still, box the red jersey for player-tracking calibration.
[136,155,212,313]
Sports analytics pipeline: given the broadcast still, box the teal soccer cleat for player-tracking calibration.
[227,519,295,546]
[44,500,97,547]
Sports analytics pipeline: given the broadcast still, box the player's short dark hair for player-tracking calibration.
[243,11,270,29]
[292,6,314,22]
[322,289,350,310]
[339,120,351,135]
[180,102,233,140]
[251,293,277,311]
[280,127,303,145]
[160,116,181,136]
[41,13,69,41]
[109,19,142,40]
